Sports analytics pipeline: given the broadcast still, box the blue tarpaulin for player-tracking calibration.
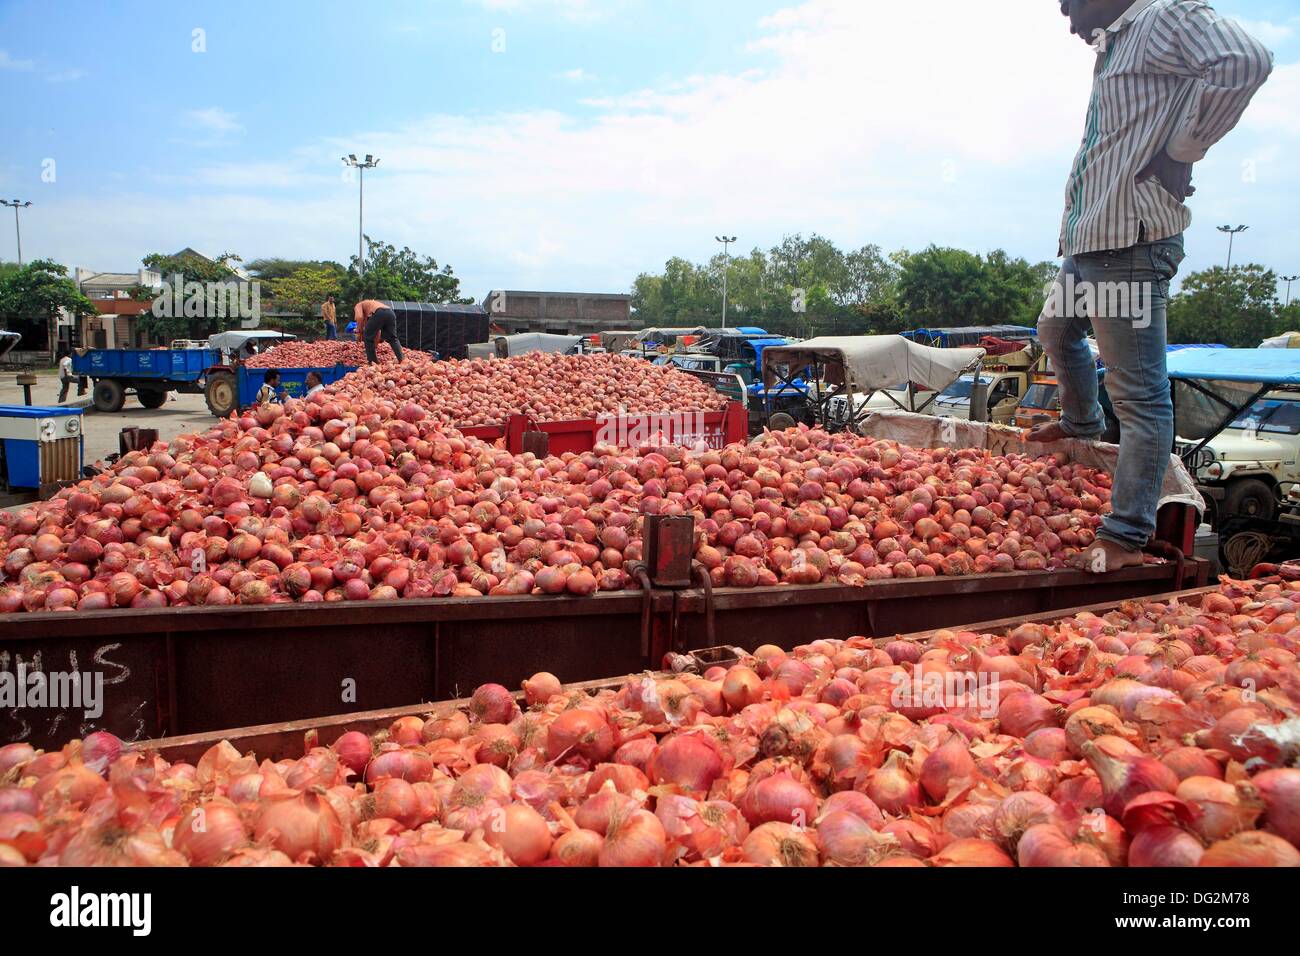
[1166,348,1300,385]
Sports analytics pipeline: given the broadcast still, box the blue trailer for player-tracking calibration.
[72,347,221,412]
[236,364,356,410]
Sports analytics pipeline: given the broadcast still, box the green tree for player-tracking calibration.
[1166,264,1281,347]
[270,265,344,319]
[0,259,97,353]
[246,257,343,283]
[895,246,1054,327]
[138,249,245,339]
[340,236,471,316]
[142,249,242,283]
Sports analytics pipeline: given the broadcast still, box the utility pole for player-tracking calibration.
[0,199,32,267]
[715,235,737,329]
[1217,224,1248,271]
[342,154,380,272]
[1282,275,1299,309]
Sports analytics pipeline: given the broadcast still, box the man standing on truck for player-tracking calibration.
[322,295,338,340]
[1032,0,1271,572]
[354,299,404,364]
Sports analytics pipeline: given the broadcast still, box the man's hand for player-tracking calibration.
[1137,151,1195,201]
[354,331,362,342]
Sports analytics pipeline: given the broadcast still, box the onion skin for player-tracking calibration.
[743,822,820,867]
[1199,831,1300,867]
[1127,826,1205,867]
[1248,768,1300,848]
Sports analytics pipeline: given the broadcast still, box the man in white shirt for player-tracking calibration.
[1037,1,1271,572]
[304,370,324,399]
[57,352,84,403]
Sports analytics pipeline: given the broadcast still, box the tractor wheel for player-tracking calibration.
[138,388,168,409]
[767,412,797,431]
[205,372,237,418]
[92,379,126,413]
[1224,478,1277,522]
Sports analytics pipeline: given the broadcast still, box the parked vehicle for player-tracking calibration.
[1167,348,1300,572]
[760,335,985,433]
[72,345,221,412]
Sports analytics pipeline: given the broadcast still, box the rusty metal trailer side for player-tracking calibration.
[0,558,1205,752]
[130,583,1219,765]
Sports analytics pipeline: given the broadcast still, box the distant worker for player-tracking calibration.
[304,370,325,398]
[255,368,281,405]
[322,295,338,340]
[354,299,404,364]
[57,351,86,403]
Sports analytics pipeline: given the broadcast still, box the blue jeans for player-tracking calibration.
[1036,235,1184,550]
[325,323,338,340]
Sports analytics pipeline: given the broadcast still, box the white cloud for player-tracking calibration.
[1242,61,1300,137]
[0,49,35,71]
[25,0,1300,296]
[466,0,614,22]
[45,68,87,83]
[182,107,242,135]
[1233,18,1295,48]
[560,68,595,82]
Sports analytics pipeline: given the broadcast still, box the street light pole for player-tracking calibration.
[1282,275,1299,309]
[342,154,380,273]
[0,200,32,267]
[1217,224,1248,271]
[715,235,737,329]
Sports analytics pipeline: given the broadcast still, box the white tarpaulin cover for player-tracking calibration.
[854,409,1204,515]
[760,335,985,393]
[466,333,582,359]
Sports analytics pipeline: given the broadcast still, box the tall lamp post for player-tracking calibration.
[1282,275,1299,309]
[0,199,32,267]
[715,235,737,329]
[1217,224,1248,271]
[341,154,380,272]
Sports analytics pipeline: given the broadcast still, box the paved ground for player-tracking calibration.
[0,369,213,467]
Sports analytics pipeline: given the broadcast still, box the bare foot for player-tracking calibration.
[1026,421,1070,443]
[1074,539,1146,574]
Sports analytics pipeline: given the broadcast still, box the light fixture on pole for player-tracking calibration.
[0,200,32,267]
[715,235,737,329]
[1217,224,1248,271]
[1282,275,1299,309]
[342,154,380,272]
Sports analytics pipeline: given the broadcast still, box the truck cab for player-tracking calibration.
[1179,393,1300,522]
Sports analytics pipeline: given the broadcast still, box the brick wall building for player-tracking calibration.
[481,290,633,335]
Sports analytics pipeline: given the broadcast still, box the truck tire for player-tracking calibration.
[1224,478,1277,521]
[767,412,797,432]
[205,371,237,418]
[92,379,126,413]
[138,387,168,409]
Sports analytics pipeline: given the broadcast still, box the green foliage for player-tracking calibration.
[142,249,242,283]
[246,258,343,283]
[630,234,1052,336]
[1166,264,1282,347]
[0,258,96,322]
[895,246,1054,328]
[138,250,246,340]
[270,265,344,318]
[338,237,472,319]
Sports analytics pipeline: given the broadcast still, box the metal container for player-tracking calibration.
[0,559,1206,751]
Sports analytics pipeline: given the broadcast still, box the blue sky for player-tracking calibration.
[1,0,1297,302]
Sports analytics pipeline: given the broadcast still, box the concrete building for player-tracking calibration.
[70,267,164,350]
[481,290,632,336]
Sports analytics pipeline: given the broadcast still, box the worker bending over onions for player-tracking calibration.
[353,299,404,364]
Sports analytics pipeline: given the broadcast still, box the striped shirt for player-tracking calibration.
[1059,0,1272,257]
